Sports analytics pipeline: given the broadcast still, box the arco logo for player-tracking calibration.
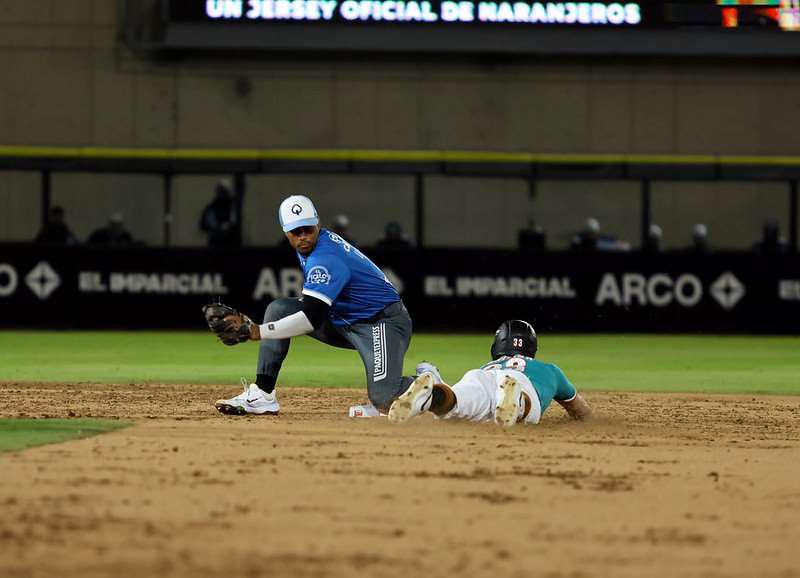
[595,272,747,310]
[595,273,702,308]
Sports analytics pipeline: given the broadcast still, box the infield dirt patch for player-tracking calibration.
[0,383,799,578]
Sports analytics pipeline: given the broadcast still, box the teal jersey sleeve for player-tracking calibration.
[550,364,577,402]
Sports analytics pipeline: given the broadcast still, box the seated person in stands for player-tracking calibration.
[752,218,789,255]
[570,218,600,252]
[688,223,712,254]
[88,213,135,246]
[642,224,663,254]
[518,220,547,252]
[330,214,357,246]
[571,218,631,253]
[375,221,412,250]
[34,205,79,246]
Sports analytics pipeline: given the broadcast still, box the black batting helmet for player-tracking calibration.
[490,320,538,360]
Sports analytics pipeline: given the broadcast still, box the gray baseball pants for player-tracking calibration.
[257,299,414,411]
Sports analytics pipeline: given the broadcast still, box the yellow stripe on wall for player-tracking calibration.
[0,145,796,167]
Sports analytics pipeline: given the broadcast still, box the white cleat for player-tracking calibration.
[387,372,435,423]
[348,403,384,418]
[415,361,442,385]
[494,375,523,428]
[215,378,280,416]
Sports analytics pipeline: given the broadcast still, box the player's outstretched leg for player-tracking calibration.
[215,378,280,416]
[494,375,523,428]
[387,372,435,423]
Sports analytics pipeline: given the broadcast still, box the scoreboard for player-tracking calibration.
[153,1,800,55]
[170,1,647,26]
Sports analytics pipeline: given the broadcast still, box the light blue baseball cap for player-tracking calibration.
[279,195,319,232]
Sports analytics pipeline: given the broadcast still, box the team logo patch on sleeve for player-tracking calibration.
[306,266,331,285]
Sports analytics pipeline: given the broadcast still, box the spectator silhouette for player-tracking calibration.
[571,218,630,252]
[35,206,79,246]
[518,220,547,252]
[88,213,135,247]
[376,221,412,250]
[570,218,600,252]
[688,223,711,254]
[330,214,357,245]
[642,224,663,254]
[200,180,240,248]
[753,218,789,255]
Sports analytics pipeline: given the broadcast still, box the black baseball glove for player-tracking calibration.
[202,302,255,346]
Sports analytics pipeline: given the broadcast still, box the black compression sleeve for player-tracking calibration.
[302,295,330,330]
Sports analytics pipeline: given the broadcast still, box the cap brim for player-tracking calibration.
[282,217,319,233]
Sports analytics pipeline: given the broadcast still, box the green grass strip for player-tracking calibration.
[0,419,132,453]
[1,331,799,395]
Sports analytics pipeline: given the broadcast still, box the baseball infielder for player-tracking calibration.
[388,320,591,426]
[207,194,415,416]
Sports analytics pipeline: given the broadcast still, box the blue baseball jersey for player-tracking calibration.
[481,355,576,412]
[298,229,400,326]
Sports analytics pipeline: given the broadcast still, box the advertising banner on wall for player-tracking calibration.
[1,244,798,332]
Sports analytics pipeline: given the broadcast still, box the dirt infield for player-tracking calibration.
[1,383,799,578]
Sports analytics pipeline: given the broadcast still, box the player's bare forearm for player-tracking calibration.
[558,393,592,420]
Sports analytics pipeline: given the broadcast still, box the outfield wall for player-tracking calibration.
[1,243,798,332]
[2,3,800,249]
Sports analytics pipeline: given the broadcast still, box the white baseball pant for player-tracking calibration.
[443,368,542,424]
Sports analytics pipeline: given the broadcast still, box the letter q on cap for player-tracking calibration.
[279,195,319,232]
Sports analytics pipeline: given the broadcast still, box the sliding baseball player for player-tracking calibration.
[388,320,591,427]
